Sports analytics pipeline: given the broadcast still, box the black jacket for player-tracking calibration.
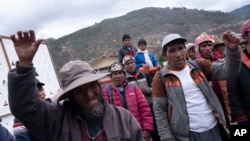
[227,49,250,123]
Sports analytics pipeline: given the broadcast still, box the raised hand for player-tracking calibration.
[222,30,240,50]
[10,30,43,67]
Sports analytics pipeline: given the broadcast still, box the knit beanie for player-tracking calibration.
[241,19,250,35]
[195,32,213,47]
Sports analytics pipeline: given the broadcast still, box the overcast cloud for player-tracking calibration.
[1,0,249,39]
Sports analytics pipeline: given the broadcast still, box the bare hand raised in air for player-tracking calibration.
[10,30,43,67]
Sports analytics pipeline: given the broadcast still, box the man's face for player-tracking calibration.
[72,82,101,109]
[37,86,46,100]
[111,71,126,86]
[124,60,136,73]
[138,43,146,51]
[163,42,186,70]
[188,48,196,60]
[199,41,213,59]
[215,44,225,55]
[240,42,247,50]
[123,38,131,47]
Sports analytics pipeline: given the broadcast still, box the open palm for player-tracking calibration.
[10,30,43,67]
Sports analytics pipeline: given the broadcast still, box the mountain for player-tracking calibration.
[47,5,250,70]
[230,4,250,19]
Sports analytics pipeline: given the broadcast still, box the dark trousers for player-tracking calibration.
[150,103,160,141]
[190,124,222,141]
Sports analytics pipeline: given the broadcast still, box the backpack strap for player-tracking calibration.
[129,83,135,91]
[107,84,114,104]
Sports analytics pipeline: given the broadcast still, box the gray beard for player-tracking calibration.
[83,103,104,121]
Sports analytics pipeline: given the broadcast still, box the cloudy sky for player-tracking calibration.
[1,0,249,39]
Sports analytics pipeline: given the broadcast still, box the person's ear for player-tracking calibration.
[161,52,167,60]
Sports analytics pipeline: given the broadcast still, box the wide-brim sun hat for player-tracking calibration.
[162,33,186,51]
[213,36,224,48]
[56,60,109,101]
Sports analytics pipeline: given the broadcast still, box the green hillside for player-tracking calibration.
[47,6,250,70]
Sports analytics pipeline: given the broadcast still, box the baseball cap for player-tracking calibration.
[162,34,186,50]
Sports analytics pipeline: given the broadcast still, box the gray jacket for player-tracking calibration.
[8,65,143,141]
[152,47,241,141]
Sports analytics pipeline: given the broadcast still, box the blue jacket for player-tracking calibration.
[134,51,160,69]
[0,124,15,141]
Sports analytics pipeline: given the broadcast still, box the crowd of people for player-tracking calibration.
[1,18,250,141]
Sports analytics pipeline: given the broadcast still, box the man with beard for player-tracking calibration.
[8,30,144,141]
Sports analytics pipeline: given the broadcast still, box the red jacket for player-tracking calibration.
[102,81,153,132]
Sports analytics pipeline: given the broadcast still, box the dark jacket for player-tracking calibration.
[227,49,250,123]
[13,98,52,141]
[0,124,15,141]
[125,72,153,104]
[118,45,137,63]
[8,65,143,141]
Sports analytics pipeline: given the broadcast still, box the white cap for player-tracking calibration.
[162,34,186,49]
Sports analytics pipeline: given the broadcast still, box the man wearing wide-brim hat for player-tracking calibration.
[8,30,144,141]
